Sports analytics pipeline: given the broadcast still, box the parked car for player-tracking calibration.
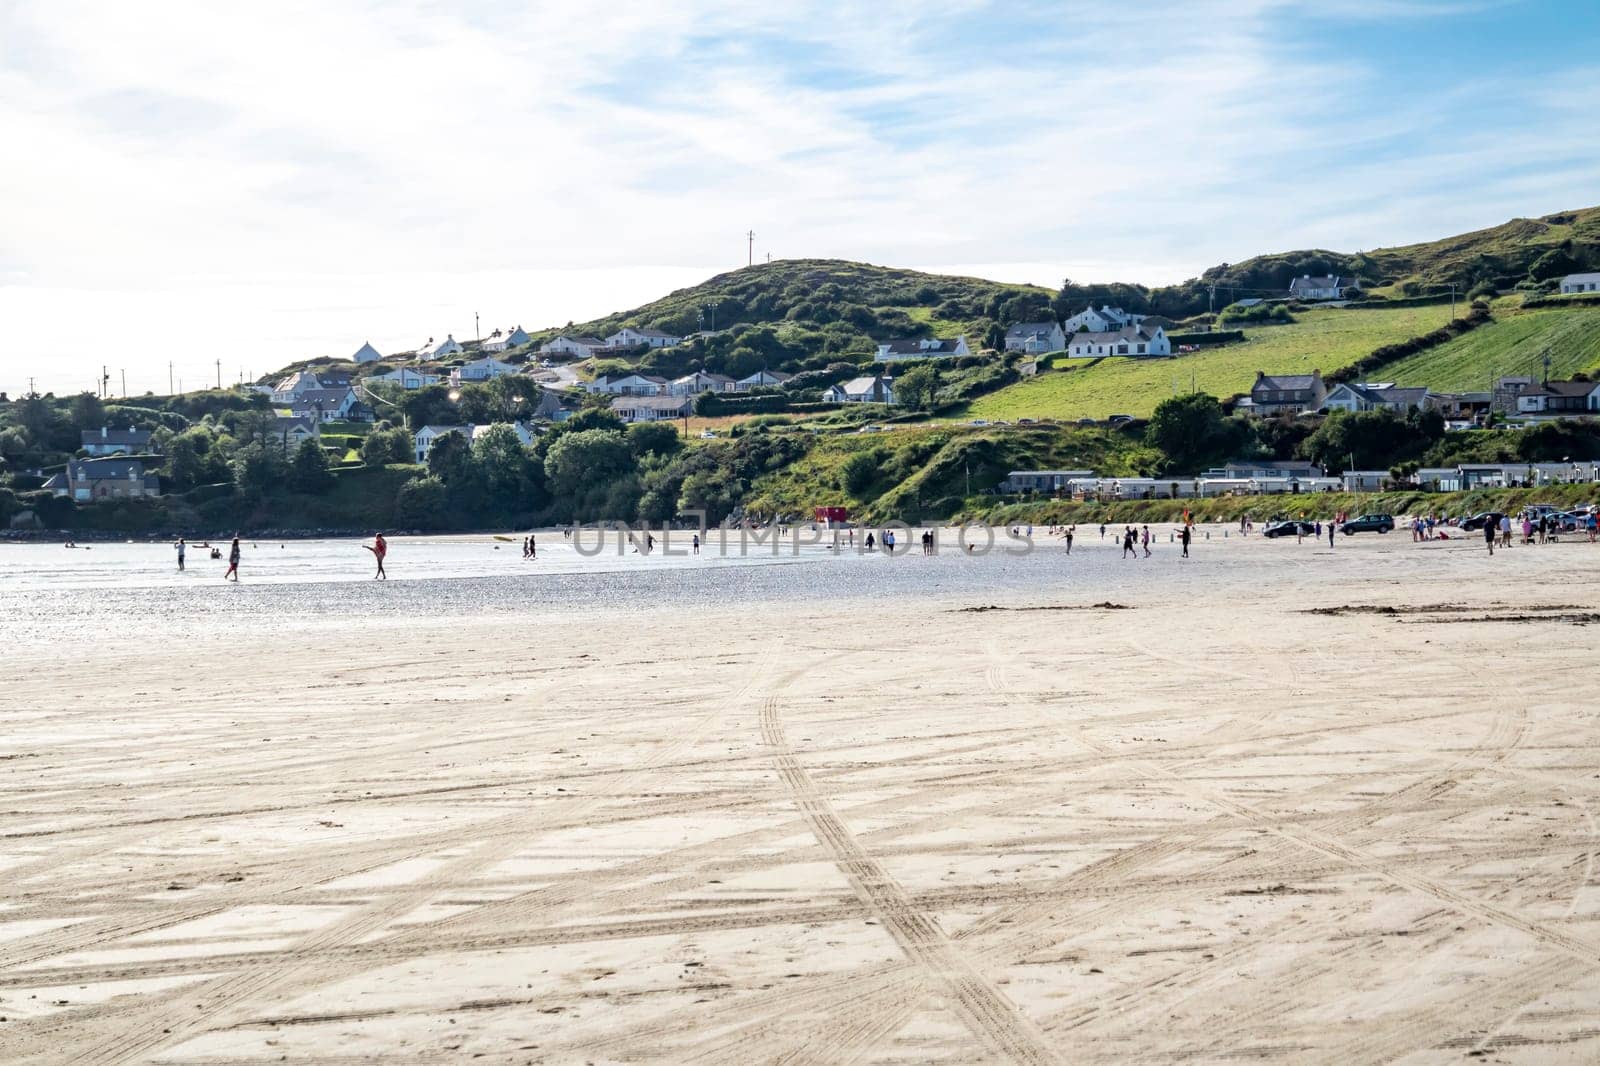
[1108,414,1135,425]
[1460,511,1502,531]
[1262,520,1316,539]
[1017,418,1037,425]
[969,419,989,426]
[857,424,882,434]
[1076,417,1097,426]
[1340,513,1395,534]
[1545,511,1582,532]
[699,429,717,439]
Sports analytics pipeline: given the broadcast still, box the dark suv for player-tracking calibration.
[1340,513,1395,534]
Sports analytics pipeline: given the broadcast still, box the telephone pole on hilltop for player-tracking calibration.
[101,365,110,399]
[215,359,222,390]
[120,369,126,398]
[747,230,755,266]
[168,361,174,396]
[475,311,480,342]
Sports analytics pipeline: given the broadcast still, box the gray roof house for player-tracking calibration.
[1248,370,1327,416]
[81,427,153,456]
[1004,322,1066,354]
[874,336,971,361]
[1288,275,1361,301]
[54,458,162,501]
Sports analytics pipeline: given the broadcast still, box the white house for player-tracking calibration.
[669,371,737,396]
[366,367,442,390]
[606,327,682,349]
[453,356,519,383]
[874,336,971,362]
[414,424,470,464]
[610,395,690,423]
[480,326,531,352]
[1341,470,1391,492]
[736,369,792,391]
[1004,322,1066,354]
[415,335,464,359]
[80,427,153,456]
[352,341,383,364]
[821,376,896,404]
[586,373,668,396]
[1063,324,1170,358]
[1559,273,1600,294]
[542,335,608,357]
[470,421,536,447]
[1062,305,1146,333]
[1288,275,1360,301]
[273,416,319,449]
[1514,379,1600,415]
[998,469,1095,493]
[287,387,362,423]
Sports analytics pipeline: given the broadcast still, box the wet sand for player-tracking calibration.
[4,531,1600,1063]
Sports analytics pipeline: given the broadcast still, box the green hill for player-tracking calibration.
[1380,303,1600,392]
[963,304,1453,421]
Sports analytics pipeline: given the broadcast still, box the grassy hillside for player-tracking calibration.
[1381,304,1600,391]
[963,304,1452,421]
[551,259,1050,342]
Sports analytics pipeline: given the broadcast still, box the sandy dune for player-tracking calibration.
[4,532,1600,1063]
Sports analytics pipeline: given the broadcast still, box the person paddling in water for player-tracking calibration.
[365,532,388,579]
[224,537,241,581]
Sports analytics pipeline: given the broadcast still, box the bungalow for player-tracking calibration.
[542,335,607,358]
[606,327,682,350]
[453,356,519,383]
[273,416,319,449]
[1413,466,1464,492]
[1321,382,1435,414]
[416,335,464,360]
[480,326,531,353]
[366,367,442,390]
[1248,370,1326,416]
[1062,305,1146,333]
[352,341,383,364]
[874,336,971,362]
[999,469,1095,494]
[821,376,895,404]
[669,371,737,396]
[1288,275,1361,301]
[1004,322,1066,354]
[80,427,153,456]
[288,387,361,423]
[587,373,668,396]
[51,458,161,501]
[736,369,792,391]
[1063,324,1171,359]
[1223,459,1325,480]
[611,394,690,424]
[1514,379,1600,415]
[1560,272,1600,295]
[1341,470,1391,492]
[414,424,470,464]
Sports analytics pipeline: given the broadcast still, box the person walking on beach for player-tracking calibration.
[364,532,387,579]
[692,533,701,554]
[1328,520,1336,547]
[1064,526,1074,554]
[1180,524,1191,558]
[1499,514,1512,548]
[528,533,536,559]
[1484,519,1496,555]
[865,532,875,551]
[224,537,241,581]
[1100,523,1107,540]
[1141,525,1151,558]
[1122,527,1136,559]
[175,537,186,571]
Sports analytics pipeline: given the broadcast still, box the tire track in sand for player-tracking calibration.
[758,682,1061,1065]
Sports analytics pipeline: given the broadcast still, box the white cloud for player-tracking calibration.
[1,0,1596,393]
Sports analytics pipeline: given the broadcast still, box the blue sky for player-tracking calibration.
[2,0,1597,394]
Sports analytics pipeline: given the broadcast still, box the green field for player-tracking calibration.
[1379,306,1600,391]
[962,305,1451,420]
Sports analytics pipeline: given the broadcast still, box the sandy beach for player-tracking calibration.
[4,528,1600,1063]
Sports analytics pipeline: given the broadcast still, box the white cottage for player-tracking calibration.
[1063,324,1170,358]
[352,341,383,364]
[480,326,532,352]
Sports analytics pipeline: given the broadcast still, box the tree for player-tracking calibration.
[982,321,1006,353]
[542,428,639,520]
[472,423,535,506]
[70,392,105,430]
[628,421,682,458]
[288,437,335,494]
[895,365,940,410]
[361,427,411,467]
[841,450,879,494]
[232,441,289,499]
[395,475,448,529]
[425,430,473,481]
[1145,393,1228,472]
[165,427,231,491]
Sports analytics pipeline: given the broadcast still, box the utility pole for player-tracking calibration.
[1207,285,1216,316]
[120,369,126,398]
[168,361,174,396]
[101,365,109,398]
[215,359,222,390]
[747,230,754,267]
[475,311,480,342]
[27,376,35,398]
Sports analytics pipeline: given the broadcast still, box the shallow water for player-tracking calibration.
[0,525,1270,648]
